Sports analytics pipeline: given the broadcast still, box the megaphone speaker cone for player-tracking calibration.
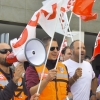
[25,38,47,66]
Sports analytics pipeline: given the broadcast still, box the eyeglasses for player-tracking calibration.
[50,47,59,51]
[0,49,12,54]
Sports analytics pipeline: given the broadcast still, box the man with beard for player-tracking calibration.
[0,43,27,100]
[25,37,69,100]
[63,40,98,100]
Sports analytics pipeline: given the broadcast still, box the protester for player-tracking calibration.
[61,46,71,61]
[63,40,98,100]
[61,46,73,99]
[0,43,27,100]
[25,36,69,100]
[96,74,100,100]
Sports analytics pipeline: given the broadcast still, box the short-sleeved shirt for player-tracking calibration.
[63,59,95,100]
[25,66,39,98]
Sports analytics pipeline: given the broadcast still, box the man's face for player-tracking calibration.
[63,48,71,60]
[72,41,86,60]
[0,43,12,67]
[46,41,59,60]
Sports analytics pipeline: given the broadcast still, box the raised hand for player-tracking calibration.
[73,67,82,81]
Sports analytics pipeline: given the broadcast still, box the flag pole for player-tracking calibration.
[54,11,73,100]
[37,0,64,95]
[54,11,73,70]
[36,34,54,94]
[79,17,81,64]
[66,12,73,42]
[54,0,74,68]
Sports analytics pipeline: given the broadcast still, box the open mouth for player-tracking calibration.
[81,53,85,58]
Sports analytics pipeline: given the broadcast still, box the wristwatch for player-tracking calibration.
[91,93,96,96]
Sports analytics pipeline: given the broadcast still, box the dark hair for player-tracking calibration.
[42,36,58,47]
[84,55,91,60]
[70,40,79,49]
[61,46,70,55]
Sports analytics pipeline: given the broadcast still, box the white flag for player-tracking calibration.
[11,0,69,52]
[39,0,69,37]
[11,10,40,54]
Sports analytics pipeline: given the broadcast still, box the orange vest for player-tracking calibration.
[0,72,27,100]
[35,62,68,100]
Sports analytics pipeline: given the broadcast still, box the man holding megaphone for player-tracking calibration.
[0,43,27,100]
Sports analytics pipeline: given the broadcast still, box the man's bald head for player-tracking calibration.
[70,40,79,50]
[70,40,86,62]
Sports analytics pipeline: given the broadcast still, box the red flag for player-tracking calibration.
[72,0,95,16]
[92,32,100,59]
[81,13,98,21]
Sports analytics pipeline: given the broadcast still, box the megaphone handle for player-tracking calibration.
[13,62,25,78]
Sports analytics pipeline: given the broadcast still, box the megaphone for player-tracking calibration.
[6,38,47,66]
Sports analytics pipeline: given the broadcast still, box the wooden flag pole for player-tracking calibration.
[79,17,82,64]
[37,0,65,95]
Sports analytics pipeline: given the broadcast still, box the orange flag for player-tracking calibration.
[72,0,95,16]
[92,32,100,59]
[81,13,98,21]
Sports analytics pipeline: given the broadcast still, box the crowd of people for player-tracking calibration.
[0,36,100,100]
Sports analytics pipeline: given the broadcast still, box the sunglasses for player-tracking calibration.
[0,49,12,54]
[50,47,59,51]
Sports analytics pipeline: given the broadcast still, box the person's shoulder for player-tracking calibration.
[58,62,66,66]
[26,66,36,73]
[83,60,91,65]
[58,61,64,64]
[63,59,71,64]
[83,60,92,68]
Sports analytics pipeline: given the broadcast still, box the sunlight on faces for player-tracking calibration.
[46,41,59,60]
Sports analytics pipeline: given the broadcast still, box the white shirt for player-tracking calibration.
[96,85,100,92]
[63,59,95,100]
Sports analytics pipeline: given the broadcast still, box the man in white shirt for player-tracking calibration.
[63,40,98,100]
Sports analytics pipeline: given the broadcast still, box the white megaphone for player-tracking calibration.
[6,38,47,66]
